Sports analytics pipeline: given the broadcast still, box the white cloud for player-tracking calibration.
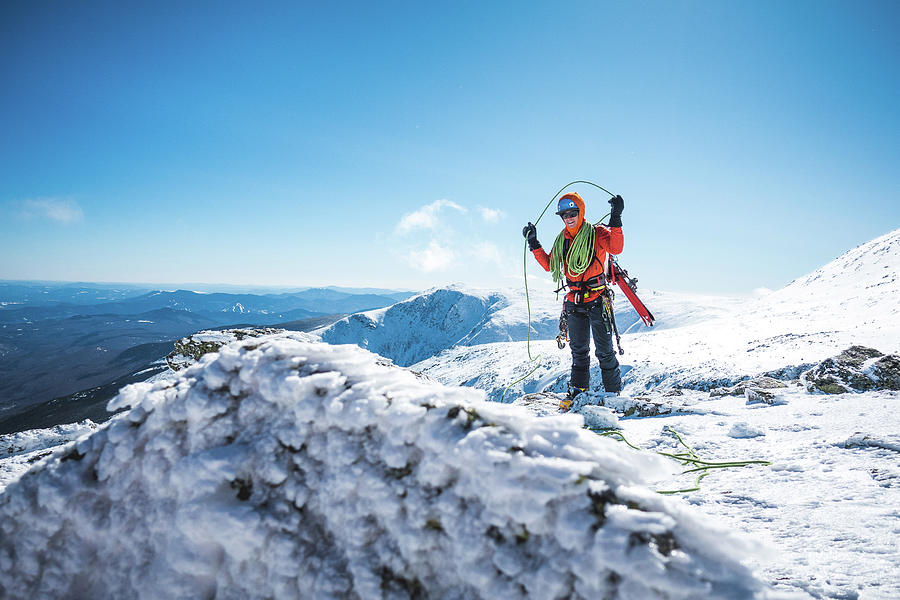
[476,206,504,223]
[20,198,84,224]
[408,239,455,272]
[396,199,465,234]
[471,242,505,267]
[752,287,773,297]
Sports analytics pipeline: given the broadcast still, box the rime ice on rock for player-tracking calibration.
[0,333,773,599]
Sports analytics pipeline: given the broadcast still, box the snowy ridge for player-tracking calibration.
[773,228,900,297]
[0,333,777,599]
[318,285,560,366]
[318,282,748,369]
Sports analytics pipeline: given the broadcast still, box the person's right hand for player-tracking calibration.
[522,222,541,250]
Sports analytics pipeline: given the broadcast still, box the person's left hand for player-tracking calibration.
[608,195,624,217]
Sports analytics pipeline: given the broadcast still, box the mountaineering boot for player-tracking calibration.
[560,386,587,412]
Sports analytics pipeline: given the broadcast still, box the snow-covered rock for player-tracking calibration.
[0,333,775,599]
[727,422,766,439]
[709,377,788,397]
[580,405,620,430]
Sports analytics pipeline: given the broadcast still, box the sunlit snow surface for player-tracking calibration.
[0,421,100,490]
[614,387,900,600]
[0,334,780,599]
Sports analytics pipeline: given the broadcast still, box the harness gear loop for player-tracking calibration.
[601,287,625,355]
[556,308,568,349]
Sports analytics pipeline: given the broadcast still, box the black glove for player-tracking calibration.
[608,195,624,228]
[522,222,541,251]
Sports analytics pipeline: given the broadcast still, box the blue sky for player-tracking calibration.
[1,0,898,295]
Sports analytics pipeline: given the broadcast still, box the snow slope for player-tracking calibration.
[406,229,900,599]
[610,385,900,600]
[0,420,100,490]
[0,333,781,599]
[619,228,900,390]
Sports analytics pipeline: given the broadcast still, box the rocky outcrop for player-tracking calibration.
[165,328,285,371]
[709,376,788,398]
[514,391,698,419]
[802,346,900,394]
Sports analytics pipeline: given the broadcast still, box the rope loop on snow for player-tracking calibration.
[593,426,772,495]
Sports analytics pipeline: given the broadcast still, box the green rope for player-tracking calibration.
[550,222,595,284]
[593,427,772,495]
[499,180,614,403]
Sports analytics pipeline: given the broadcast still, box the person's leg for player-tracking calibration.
[566,302,591,391]
[589,303,621,393]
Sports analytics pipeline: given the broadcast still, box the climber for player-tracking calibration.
[522,192,624,411]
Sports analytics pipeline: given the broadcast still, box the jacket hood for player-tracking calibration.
[560,192,586,237]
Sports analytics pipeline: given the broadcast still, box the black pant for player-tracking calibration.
[565,299,621,393]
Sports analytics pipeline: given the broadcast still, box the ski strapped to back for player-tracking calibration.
[609,258,655,327]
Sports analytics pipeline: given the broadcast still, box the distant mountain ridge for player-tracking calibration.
[0,312,344,435]
[0,283,415,431]
[0,287,414,326]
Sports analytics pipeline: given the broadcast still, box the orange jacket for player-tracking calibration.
[531,192,624,304]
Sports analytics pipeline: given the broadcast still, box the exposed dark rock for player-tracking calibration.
[834,346,884,368]
[802,346,899,394]
[872,355,900,391]
[166,328,284,371]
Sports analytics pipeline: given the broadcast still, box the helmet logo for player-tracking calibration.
[555,198,579,215]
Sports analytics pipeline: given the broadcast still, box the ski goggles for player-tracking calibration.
[558,209,579,220]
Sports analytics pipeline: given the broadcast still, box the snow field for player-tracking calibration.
[0,334,781,599]
[0,421,100,491]
[607,386,900,600]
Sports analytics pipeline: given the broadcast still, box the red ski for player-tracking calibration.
[610,260,655,327]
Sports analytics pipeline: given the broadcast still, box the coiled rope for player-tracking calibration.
[550,220,594,283]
